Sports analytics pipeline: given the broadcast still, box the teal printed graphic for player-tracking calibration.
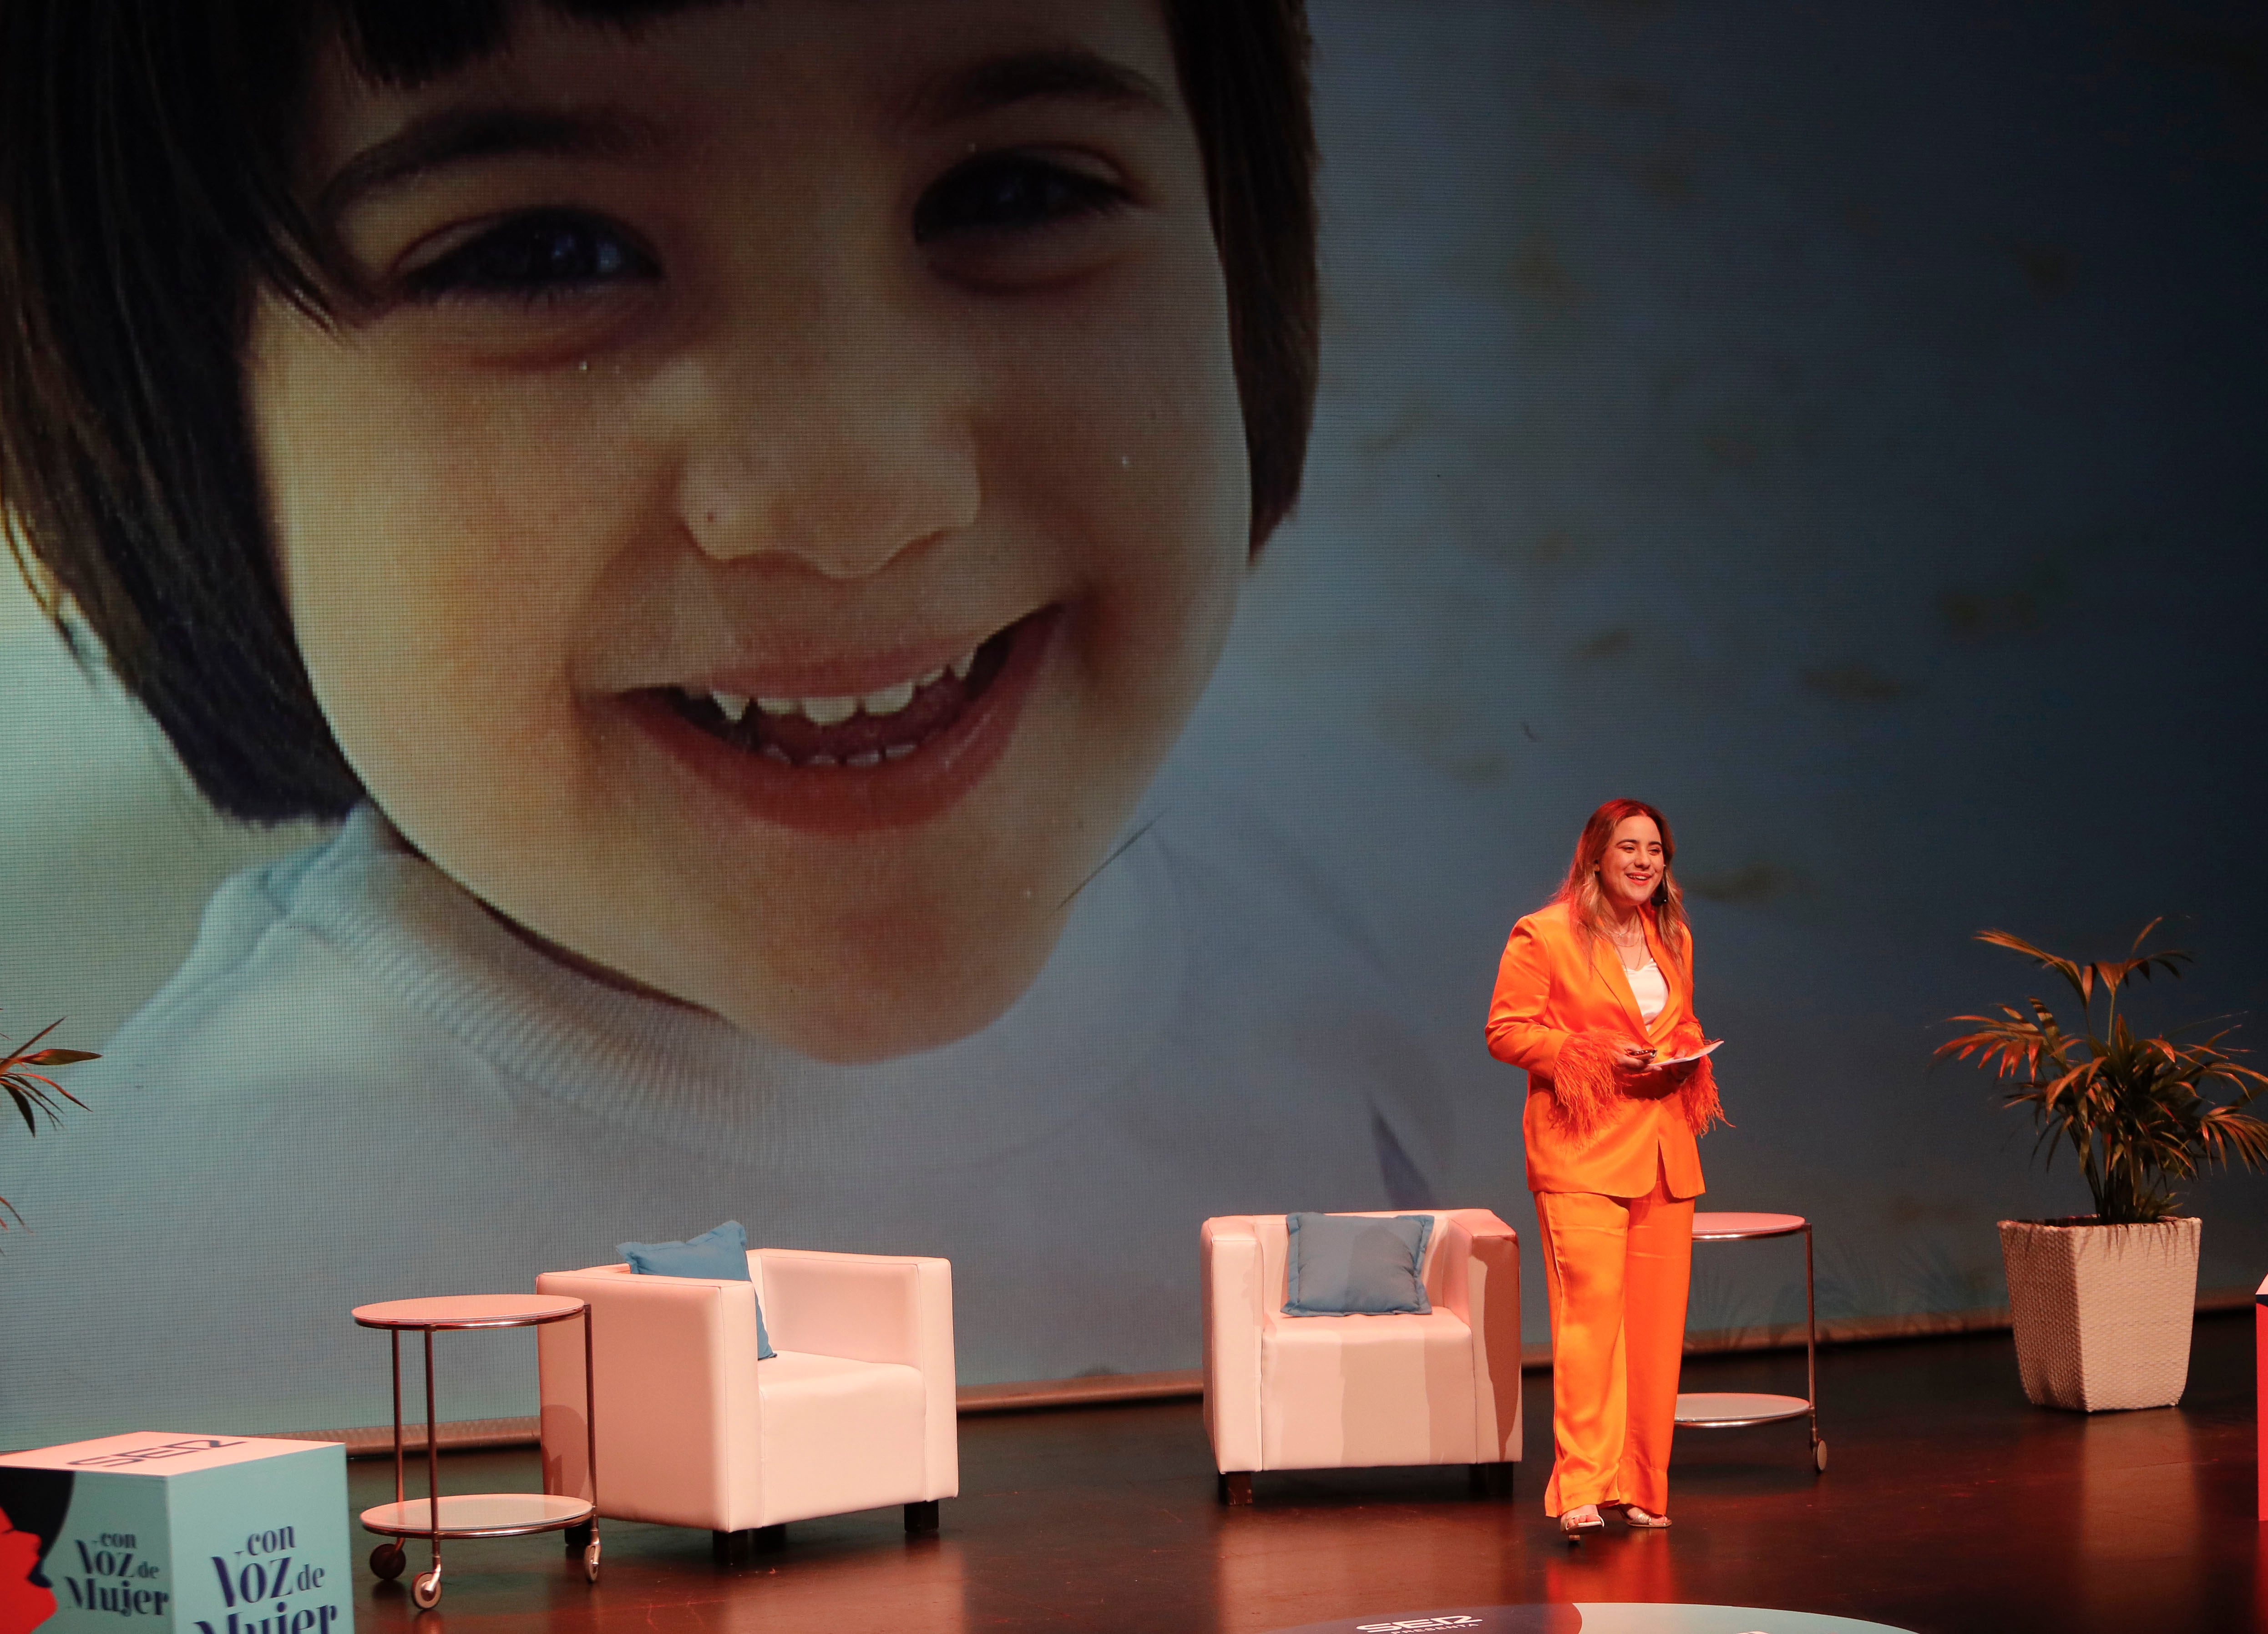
[0,1437,348,1634]
[32,1465,167,1627]
[56,1528,170,1621]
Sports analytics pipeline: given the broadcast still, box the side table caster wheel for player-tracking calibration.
[411,1567,443,1610]
[1813,1438,1829,1473]
[583,1538,602,1583]
[369,1543,406,1581]
[565,1522,592,1556]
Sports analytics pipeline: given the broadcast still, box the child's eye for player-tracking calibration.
[399,210,659,304]
[913,152,1129,244]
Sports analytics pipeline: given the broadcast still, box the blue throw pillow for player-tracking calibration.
[1282,1212,1436,1316]
[616,1220,775,1358]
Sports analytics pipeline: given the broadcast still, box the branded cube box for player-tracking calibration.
[0,1432,350,1634]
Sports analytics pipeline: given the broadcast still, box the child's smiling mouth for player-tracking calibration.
[620,607,1061,835]
[661,619,1016,769]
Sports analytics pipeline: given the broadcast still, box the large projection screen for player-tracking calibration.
[4,0,2264,1449]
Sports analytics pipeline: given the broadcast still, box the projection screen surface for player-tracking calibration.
[2,0,2263,1447]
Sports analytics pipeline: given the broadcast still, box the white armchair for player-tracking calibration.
[534,1247,957,1559]
[1202,1209,1523,1503]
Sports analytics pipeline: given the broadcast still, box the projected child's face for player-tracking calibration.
[247,0,1250,1059]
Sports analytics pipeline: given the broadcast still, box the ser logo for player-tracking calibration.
[1357,1620,1488,1632]
[71,1438,247,1469]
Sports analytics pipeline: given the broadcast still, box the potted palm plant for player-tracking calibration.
[1,1015,96,1235]
[1938,921,2268,1411]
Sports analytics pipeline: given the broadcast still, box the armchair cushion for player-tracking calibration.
[617,1220,775,1357]
[1283,1212,1435,1315]
[753,1352,928,1525]
[1260,1305,1476,1469]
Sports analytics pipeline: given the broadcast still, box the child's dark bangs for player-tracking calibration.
[335,0,726,88]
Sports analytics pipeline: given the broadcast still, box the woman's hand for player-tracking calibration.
[1612,1041,1657,1072]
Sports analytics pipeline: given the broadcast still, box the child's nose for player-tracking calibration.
[666,276,981,579]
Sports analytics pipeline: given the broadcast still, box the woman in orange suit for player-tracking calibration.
[1486,798,1723,1538]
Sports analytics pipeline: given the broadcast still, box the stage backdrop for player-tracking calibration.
[4,0,2265,1447]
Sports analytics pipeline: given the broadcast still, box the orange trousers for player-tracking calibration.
[1532,1165,1694,1516]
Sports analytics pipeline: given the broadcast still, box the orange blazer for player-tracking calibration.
[1485,901,1723,1199]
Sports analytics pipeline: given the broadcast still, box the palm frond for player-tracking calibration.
[1975,928,2094,1007]
[0,1012,99,1237]
[2197,1107,2268,1169]
[1944,924,2266,1224]
[2,1067,84,1134]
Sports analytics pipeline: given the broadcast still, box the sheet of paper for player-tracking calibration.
[1650,1039,1723,1068]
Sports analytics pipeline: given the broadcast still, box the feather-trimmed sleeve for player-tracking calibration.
[1548,1031,1625,1139]
[1664,938,1726,1134]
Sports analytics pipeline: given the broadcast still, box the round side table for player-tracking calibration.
[352,1294,601,1609]
[1674,1212,1827,1472]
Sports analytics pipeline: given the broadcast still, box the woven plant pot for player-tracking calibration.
[1998,1216,2201,1411]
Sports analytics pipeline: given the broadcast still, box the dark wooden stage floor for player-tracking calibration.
[348,1311,2260,1634]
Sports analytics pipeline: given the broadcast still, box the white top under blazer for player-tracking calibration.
[1628,960,1669,1024]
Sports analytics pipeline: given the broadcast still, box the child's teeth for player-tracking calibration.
[862,679,916,716]
[704,633,998,736]
[846,750,882,768]
[884,743,916,761]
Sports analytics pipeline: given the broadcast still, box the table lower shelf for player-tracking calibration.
[361,1494,593,1539]
[1674,1391,1813,1429]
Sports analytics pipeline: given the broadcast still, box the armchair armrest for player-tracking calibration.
[1440,1209,1522,1463]
[750,1249,957,1498]
[752,1249,950,1368]
[533,1265,764,1529]
[1201,1217,1267,1473]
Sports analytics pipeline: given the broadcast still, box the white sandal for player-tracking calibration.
[1615,1503,1671,1528]
[1559,1503,1605,1540]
